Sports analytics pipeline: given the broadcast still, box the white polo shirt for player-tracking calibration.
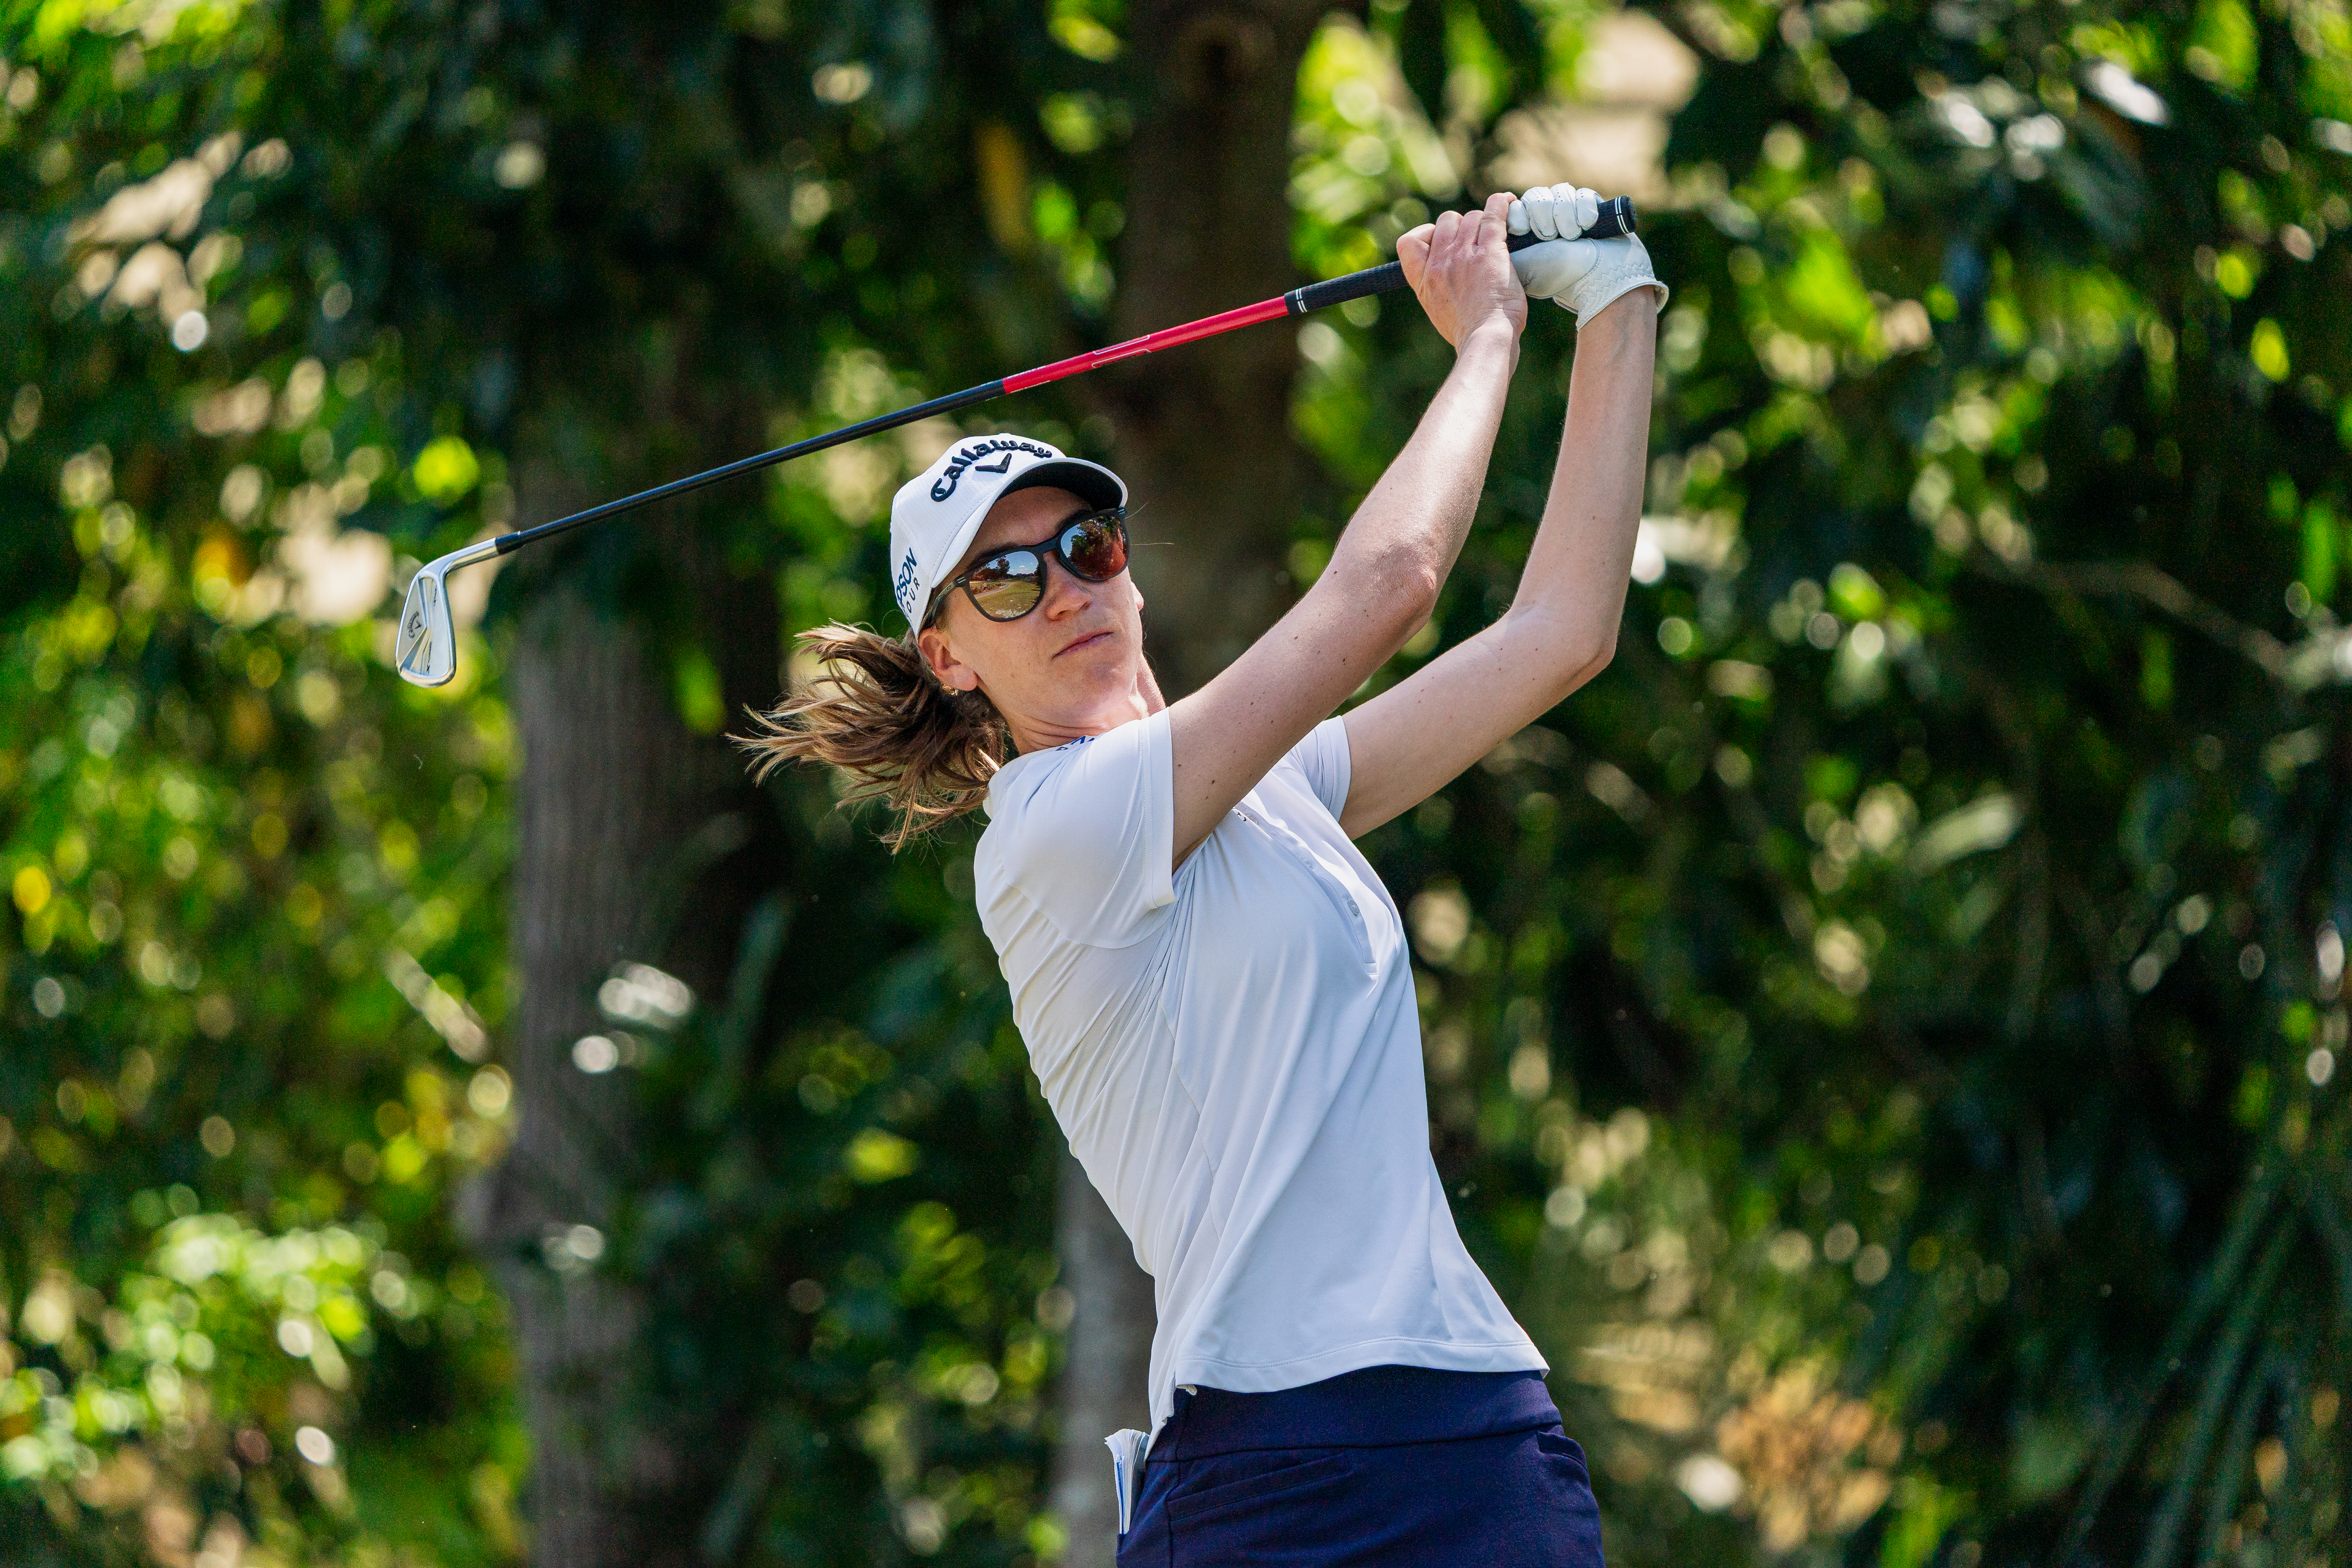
[975,710,1544,1432]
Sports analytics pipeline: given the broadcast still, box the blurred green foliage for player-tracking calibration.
[4,0,2350,1564]
[1284,4,2352,1566]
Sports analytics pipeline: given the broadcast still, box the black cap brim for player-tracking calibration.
[998,458,1126,515]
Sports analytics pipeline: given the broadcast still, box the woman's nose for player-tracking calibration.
[1038,556,1093,617]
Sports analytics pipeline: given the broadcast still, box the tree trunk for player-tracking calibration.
[461,449,777,1568]
[1047,1149,1163,1549]
[1107,0,1331,695]
[1047,2,1327,1559]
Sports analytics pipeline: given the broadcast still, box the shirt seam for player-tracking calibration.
[982,715,1174,947]
[1143,930,1209,1134]
[1310,716,1352,820]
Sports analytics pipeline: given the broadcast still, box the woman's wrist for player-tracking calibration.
[1579,286,1658,343]
[1457,312,1522,367]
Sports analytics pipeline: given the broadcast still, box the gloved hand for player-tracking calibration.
[1505,183,1668,327]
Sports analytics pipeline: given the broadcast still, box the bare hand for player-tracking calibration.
[1397,192,1528,350]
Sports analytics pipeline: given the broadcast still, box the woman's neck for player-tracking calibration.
[1001,663,1163,755]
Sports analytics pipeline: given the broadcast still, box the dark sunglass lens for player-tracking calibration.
[1062,518,1127,581]
[965,551,1046,620]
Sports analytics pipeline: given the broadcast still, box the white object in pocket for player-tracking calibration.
[1106,1428,1150,1536]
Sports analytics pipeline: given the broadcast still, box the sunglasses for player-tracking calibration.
[927,509,1130,625]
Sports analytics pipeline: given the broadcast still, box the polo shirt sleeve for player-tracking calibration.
[1283,717,1354,820]
[990,709,1174,948]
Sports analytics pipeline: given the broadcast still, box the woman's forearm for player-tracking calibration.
[1320,316,1520,626]
[1508,290,1658,668]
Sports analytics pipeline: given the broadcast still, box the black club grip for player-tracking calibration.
[1286,261,1410,315]
[1283,196,1635,316]
[1516,192,1637,244]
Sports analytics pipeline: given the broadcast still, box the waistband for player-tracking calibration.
[1150,1366,1559,1462]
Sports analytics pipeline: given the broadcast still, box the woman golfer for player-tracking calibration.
[749,185,1662,1564]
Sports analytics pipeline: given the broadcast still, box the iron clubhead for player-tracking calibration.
[395,541,497,688]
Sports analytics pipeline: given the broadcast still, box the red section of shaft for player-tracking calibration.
[1003,296,1291,394]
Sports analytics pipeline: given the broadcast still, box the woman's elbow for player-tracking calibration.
[1544,627,1618,705]
[1411,572,1447,630]
[1378,559,1443,633]
[1322,546,1440,631]
[1582,626,1621,678]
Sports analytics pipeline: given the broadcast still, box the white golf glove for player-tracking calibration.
[1506,183,1668,327]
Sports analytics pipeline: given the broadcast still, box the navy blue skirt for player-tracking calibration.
[1116,1365,1605,1567]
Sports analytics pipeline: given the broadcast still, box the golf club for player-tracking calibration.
[394,196,1638,688]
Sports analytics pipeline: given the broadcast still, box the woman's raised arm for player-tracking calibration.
[1162,192,1528,866]
[1335,279,1659,838]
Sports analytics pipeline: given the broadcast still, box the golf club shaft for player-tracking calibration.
[486,198,1635,559]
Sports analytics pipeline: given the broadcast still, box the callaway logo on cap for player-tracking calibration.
[888,434,1126,626]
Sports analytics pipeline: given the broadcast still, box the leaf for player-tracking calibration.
[844,1128,920,1183]
[2294,1168,2352,1336]
[695,892,793,1127]
[2133,1222,2294,1568]
[2195,1350,2279,1568]
[1392,0,1449,132]
[2059,1161,2285,1559]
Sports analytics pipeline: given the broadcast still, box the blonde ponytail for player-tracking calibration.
[736,623,1008,851]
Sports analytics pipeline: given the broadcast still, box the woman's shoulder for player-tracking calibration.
[975,711,1175,947]
[985,710,1169,820]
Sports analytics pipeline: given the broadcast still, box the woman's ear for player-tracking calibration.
[917,624,981,693]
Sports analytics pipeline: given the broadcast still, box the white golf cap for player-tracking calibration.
[888,434,1126,626]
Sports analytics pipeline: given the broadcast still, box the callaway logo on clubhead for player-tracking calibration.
[929,437,1057,502]
[398,579,437,672]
